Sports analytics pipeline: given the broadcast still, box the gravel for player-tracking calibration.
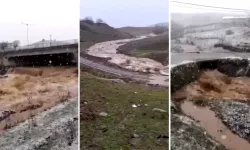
[0,99,78,150]
[214,101,250,142]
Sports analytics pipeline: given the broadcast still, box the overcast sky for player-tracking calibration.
[171,0,250,14]
[0,0,79,46]
[80,0,169,28]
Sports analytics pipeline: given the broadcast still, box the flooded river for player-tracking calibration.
[181,101,250,150]
[0,67,78,130]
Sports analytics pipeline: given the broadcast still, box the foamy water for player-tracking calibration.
[86,36,169,86]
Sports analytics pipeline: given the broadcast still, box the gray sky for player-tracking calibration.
[80,0,169,28]
[0,0,79,46]
[171,0,250,14]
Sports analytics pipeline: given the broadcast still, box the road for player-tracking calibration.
[171,52,250,65]
[80,57,149,81]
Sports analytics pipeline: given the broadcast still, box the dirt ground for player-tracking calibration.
[0,67,78,130]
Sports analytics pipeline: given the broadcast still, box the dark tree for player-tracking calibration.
[152,26,166,35]
[12,40,20,50]
[84,16,94,24]
[96,18,105,24]
[0,42,8,51]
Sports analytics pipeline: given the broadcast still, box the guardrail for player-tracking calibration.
[4,39,78,51]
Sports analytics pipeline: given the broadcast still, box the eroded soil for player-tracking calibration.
[0,67,78,130]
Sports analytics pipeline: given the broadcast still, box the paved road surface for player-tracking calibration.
[80,57,149,81]
[171,52,250,65]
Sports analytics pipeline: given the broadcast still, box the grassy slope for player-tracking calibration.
[117,35,169,65]
[81,73,168,150]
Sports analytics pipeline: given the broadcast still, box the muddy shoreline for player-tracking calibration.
[171,58,250,149]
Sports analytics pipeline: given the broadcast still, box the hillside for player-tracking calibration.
[150,22,169,27]
[171,13,246,27]
[171,21,185,39]
[117,26,155,36]
[80,20,134,44]
[117,34,169,65]
[117,22,168,36]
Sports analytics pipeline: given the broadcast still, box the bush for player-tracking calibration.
[84,16,94,24]
[96,18,105,24]
[152,26,166,34]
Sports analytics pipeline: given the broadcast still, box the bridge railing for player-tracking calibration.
[4,39,78,51]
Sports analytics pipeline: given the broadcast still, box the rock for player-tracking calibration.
[98,112,108,117]
[0,75,8,79]
[0,110,16,122]
[217,58,249,77]
[132,133,140,138]
[129,138,141,147]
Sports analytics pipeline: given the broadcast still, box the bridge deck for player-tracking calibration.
[1,43,78,57]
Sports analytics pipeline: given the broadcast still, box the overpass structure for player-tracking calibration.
[0,40,78,66]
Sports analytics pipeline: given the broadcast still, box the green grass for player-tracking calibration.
[130,49,168,65]
[81,73,168,150]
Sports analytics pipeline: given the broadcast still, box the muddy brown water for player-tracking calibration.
[181,101,250,150]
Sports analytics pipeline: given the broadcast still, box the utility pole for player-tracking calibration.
[22,22,30,47]
[50,34,52,46]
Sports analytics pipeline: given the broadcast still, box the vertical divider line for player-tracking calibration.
[168,1,172,150]
[78,0,81,149]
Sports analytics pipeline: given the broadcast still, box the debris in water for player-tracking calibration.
[132,104,137,108]
[221,135,227,140]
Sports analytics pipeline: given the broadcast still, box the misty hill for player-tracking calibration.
[171,21,185,39]
[117,22,168,36]
[80,20,134,43]
[150,22,169,27]
[171,13,245,27]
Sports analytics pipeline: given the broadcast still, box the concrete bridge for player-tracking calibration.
[0,42,78,66]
